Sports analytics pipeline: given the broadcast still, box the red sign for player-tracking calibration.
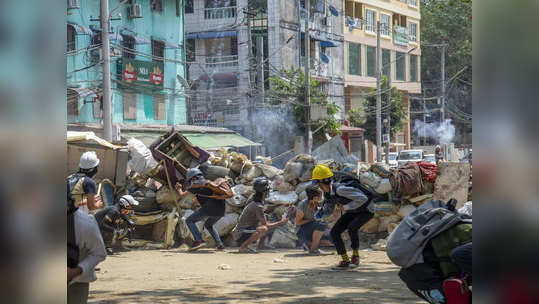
[150,73,163,85]
[122,70,137,82]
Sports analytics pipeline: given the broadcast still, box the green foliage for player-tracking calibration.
[347,107,366,128]
[268,67,341,143]
[360,77,407,143]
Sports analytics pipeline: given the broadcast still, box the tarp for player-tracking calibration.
[186,30,237,39]
[312,136,358,164]
[182,133,261,150]
[67,131,121,149]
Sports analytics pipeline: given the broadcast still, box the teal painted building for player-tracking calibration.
[67,0,187,126]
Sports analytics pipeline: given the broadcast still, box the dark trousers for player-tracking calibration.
[67,282,89,304]
[330,210,373,255]
[451,242,472,276]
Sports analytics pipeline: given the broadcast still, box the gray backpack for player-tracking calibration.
[386,200,471,268]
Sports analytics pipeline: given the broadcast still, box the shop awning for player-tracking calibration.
[68,23,94,35]
[67,87,98,98]
[186,30,237,40]
[300,32,340,47]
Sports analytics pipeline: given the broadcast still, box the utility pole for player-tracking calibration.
[375,21,382,162]
[304,0,312,154]
[297,0,302,67]
[385,61,391,165]
[423,90,427,145]
[244,9,256,140]
[440,43,446,123]
[101,0,112,141]
[256,36,265,140]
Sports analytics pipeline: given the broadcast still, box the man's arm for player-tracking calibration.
[83,178,102,210]
[71,219,107,283]
[295,210,311,226]
[336,185,368,211]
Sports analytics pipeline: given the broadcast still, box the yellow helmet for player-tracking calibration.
[312,164,334,180]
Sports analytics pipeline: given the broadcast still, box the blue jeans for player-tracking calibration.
[186,210,223,246]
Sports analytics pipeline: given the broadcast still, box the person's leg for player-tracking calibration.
[399,264,446,304]
[239,225,268,251]
[310,222,327,251]
[347,211,374,262]
[186,210,204,242]
[67,282,89,304]
[330,212,355,262]
[204,216,224,247]
[451,242,472,276]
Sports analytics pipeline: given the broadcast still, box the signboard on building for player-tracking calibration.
[383,134,389,143]
[118,58,164,89]
[393,26,408,46]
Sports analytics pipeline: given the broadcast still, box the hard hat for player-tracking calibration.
[186,168,203,181]
[311,164,333,180]
[79,151,100,169]
[119,195,139,209]
[253,177,271,193]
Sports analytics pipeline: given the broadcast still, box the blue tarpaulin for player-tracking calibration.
[300,32,340,47]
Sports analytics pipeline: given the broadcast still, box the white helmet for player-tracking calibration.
[79,151,100,169]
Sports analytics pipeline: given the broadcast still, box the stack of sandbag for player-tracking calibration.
[283,154,317,185]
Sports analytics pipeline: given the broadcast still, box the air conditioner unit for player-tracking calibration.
[129,4,143,19]
[67,0,80,9]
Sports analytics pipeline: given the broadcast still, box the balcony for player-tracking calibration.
[205,55,239,68]
[204,6,237,20]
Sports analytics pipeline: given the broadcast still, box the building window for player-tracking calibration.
[396,51,406,81]
[67,90,79,116]
[367,45,376,77]
[365,9,376,33]
[410,54,418,82]
[152,39,165,62]
[185,0,194,14]
[151,0,162,11]
[123,92,137,120]
[93,96,103,119]
[409,0,418,7]
[154,94,166,120]
[121,35,136,58]
[231,36,238,55]
[92,30,102,46]
[382,49,391,78]
[409,22,418,42]
[186,38,196,62]
[345,1,362,19]
[393,13,407,27]
[67,25,76,52]
[348,42,360,76]
[381,14,391,37]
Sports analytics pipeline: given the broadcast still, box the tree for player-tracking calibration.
[421,0,472,143]
[268,67,341,144]
[357,76,407,143]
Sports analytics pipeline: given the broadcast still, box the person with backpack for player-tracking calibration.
[386,199,472,304]
[67,164,107,304]
[94,195,138,255]
[67,151,102,214]
[175,168,233,251]
[311,164,375,269]
[232,177,289,253]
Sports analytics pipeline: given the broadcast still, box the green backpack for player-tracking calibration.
[430,223,472,277]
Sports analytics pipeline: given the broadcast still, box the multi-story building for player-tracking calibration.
[343,0,421,149]
[185,0,345,136]
[67,0,187,127]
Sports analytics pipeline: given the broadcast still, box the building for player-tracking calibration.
[343,0,421,150]
[67,0,187,127]
[184,0,345,136]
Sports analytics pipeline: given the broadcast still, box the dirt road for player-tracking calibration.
[89,247,421,304]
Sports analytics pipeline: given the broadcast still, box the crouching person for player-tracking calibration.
[232,177,288,253]
[94,195,138,255]
[296,185,332,255]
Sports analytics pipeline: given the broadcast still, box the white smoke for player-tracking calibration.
[413,119,456,144]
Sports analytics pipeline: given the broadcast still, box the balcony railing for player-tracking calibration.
[204,6,237,20]
[205,55,239,67]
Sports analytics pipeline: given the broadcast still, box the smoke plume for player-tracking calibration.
[413,119,456,144]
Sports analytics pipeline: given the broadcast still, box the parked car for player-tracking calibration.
[424,154,436,165]
[397,149,425,168]
[382,152,399,168]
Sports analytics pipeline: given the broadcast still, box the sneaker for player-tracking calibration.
[332,260,351,269]
[309,249,321,256]
[106,247,115,255]
[189,240,207,251]
[302,243,310,252]
[216,244,225,250]
[350,255,360,266]
[238,247,258,254]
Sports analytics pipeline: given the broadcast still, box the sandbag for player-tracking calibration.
[360,217,380,233]
[256,164,282,180]
[268,225,298,249]
[299,164,316,182]
[398,204,417,219]
[229,161,244,174]
[373,201,395,216]
[284,162,303,182]
[199,163,230,180]
[232,184,254,198]
[156,186,180,205]
[275,181,294,194]
[133,196,161,214]
[202,213,239,238]
[127,138,158,174]
[370,163,391,178]
[266,191,298,205]
[378,215,402,233]
[295,181,312,195]
[241,166,262,181]
[375,178,392,194]
[178,192,196,209]
[226,193,248,208]
[360,171,382,188]
[372,239,387,251]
